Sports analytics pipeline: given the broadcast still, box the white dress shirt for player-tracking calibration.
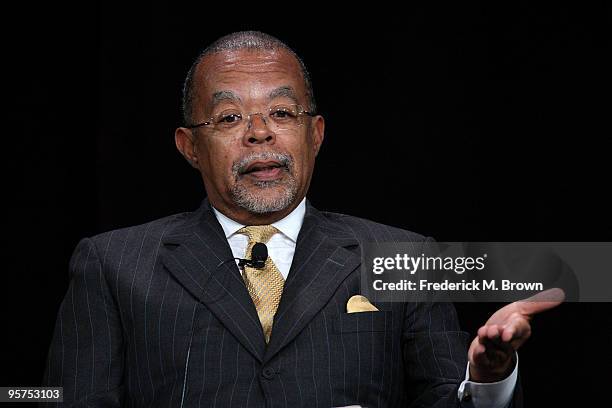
[212,199,517,407]
[213,198,305,279]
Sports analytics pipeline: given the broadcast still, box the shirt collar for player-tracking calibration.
[212,197,306,243]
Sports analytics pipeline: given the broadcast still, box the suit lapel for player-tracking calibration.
[160,200,266,362]
[264,203,361,363]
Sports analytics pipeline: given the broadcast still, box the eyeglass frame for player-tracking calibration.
[185,104,317,131]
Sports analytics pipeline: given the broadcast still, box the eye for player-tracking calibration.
[217,113,242,124]
[270,106,297,120]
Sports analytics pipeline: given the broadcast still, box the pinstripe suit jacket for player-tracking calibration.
[43,199,518,407]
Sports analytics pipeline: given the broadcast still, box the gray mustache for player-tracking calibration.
[233,152,293,176]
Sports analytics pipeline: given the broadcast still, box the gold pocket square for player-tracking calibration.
[346,295,379,313]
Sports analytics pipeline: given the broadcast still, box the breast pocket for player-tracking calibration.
[333,311,393,333]
[328,311,397,399]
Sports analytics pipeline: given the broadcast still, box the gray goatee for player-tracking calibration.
[230,151,298,214]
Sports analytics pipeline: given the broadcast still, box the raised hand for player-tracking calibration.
[468,288,565,382]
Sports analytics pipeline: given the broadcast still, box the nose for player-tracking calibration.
[243,113,276,146]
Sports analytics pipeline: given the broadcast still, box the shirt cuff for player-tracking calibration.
[457,354,518,408]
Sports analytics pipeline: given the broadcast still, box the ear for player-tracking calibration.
[175,127,199,169]
[311,115,325,156]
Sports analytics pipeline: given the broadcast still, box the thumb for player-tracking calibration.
[517,287,565,316]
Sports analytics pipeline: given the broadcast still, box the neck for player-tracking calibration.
[210,198,302,226]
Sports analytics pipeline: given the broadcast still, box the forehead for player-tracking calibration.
[194,49,307,108]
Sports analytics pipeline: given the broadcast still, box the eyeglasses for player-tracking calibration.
[186,104,316,134]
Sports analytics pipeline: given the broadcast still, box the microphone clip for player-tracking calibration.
[237,258,266,269]
[217,242,268,270]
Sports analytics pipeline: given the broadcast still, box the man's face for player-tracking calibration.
[175,48,324,222]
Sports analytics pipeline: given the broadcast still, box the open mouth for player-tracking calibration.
[241,160,287,180]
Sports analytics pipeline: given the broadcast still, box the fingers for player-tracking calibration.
[477,326,513,352]
[470,312,532,378]
[469,333,513,374]
[476,313,532,352]
[501,325,515,342]
[503,312,531,343]
[475,325,512,355]
[469,288,561,382]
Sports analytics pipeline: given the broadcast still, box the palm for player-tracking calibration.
[468,288,564,382]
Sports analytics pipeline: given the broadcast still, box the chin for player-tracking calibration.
[231,182,297,215]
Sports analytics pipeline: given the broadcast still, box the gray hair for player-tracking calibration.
[181,31,317,126]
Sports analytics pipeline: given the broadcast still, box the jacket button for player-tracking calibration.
[262,367,275,380]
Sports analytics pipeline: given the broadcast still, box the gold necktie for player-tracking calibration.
[238,225,285,343]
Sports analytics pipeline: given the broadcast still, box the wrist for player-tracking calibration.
[469,354,516,383]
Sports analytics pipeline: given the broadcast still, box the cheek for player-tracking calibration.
[292,141,316,176]
[199,139,236,181]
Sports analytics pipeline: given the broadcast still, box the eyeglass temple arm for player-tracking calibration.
[185,120,211,129]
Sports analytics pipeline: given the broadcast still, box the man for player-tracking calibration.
[43,31,562,407]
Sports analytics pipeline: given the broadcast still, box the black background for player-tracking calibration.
[4,2,612,406]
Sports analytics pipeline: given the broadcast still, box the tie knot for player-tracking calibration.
[238,225,279,244]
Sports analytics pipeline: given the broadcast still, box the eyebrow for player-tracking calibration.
[268,86,299,104]
[211,90,242,108]
[209,87,300,110]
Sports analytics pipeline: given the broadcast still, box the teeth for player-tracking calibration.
[248,163,281,173]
